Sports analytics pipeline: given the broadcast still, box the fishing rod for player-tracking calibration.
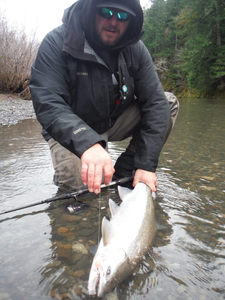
[0,176,133,216]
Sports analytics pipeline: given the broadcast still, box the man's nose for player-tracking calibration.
[107,14,118,26]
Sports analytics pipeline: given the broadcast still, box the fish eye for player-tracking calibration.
[106,267,111,276]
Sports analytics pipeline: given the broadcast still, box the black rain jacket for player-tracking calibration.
[29,0,171,172]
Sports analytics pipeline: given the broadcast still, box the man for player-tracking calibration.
[29,0,179,194]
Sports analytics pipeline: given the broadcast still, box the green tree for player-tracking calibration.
[178,0,225,93]
[143,0,187,92]
[142,0,225,96]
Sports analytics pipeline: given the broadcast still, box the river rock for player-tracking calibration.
[79,221,93,228]
[55,248,70,259]
[201,176,215,181]
[48,260,62,268]
[199,186,217,191]
[103,292,119,300]
[73,270,85,277]
[88,240,96,245]
[0,293,10,300]
[72,243,88,254]
[72,252,83,263]
[56,242,72,249]
[79,228,96,237]
[73,284,83,295]
[61,214,82,222]
[57,227,70,234]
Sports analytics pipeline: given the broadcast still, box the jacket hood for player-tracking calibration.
[62,0,144,56]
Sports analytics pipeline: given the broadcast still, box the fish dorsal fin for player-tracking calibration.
[118,185,133,201]
[109,199,120,218]
[102,217,116,246]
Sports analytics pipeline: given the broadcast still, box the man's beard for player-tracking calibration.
[96,26,121,47]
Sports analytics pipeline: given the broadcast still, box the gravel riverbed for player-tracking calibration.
[0,94,36,126]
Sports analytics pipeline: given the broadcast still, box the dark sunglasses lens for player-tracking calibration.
[100,8,130,21]
[101,7,113,19]
[117,12,129,20]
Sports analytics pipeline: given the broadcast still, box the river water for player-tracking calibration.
[0,98,225,300]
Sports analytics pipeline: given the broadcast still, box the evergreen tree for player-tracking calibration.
[178,0,225,93]
[142,0,225,96]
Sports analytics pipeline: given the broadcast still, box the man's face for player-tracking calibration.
[95,8,130,47]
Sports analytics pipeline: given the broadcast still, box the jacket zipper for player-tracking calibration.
[120,69,128,104]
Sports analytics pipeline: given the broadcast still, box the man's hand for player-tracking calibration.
[81,143,115,194]
[133,169,158,192]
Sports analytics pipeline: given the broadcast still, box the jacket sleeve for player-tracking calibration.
[133,41,171,172]
[29,27,106,158]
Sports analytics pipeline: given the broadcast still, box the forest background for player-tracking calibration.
[142,0,225,98]
[0,0,225,99]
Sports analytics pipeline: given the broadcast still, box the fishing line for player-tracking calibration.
[97,189,102,245]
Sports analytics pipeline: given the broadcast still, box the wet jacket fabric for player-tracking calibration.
[29,0,171,173]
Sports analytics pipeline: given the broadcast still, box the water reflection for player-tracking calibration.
[0,99,225,299]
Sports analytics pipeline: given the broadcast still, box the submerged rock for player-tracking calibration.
[57,227,70,234]
[0,293,10,300]
[72,243,88,254]
[103,291,119,300]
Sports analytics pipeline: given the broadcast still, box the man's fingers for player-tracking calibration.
[81,162,88,186]
[103,164,115,186]
[133,169,158,193]
[87,163,95,192]
[80,143,115,193]
[149,183,157,192]
[81,162,114,194]
[93,164,103,194]
[132,178,140,187]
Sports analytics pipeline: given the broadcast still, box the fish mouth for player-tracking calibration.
[95,269,107,298]
[95,269,100,296]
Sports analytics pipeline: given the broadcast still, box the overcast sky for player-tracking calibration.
[1,0,151,41]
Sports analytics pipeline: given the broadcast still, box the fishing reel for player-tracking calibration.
[65,196,107,214]
[65,195,89,214]
[65,202,88,214]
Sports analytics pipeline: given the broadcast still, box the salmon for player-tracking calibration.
[88,182,157,297]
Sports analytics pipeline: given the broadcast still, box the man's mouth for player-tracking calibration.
[104,27,118,34]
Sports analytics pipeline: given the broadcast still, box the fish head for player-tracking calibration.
[88,246,130,297]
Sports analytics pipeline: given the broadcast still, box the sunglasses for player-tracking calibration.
[97,7,130,22]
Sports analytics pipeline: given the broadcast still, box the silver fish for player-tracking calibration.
[88,182,157,297]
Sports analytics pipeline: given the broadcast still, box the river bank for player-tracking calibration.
[1,91,224,127]
[0,94,36,126]
[162,81,225,99]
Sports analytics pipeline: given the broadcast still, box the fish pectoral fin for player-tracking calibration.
[109,199,120,218]
[102,216,117,246]
[118,185,133,201]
